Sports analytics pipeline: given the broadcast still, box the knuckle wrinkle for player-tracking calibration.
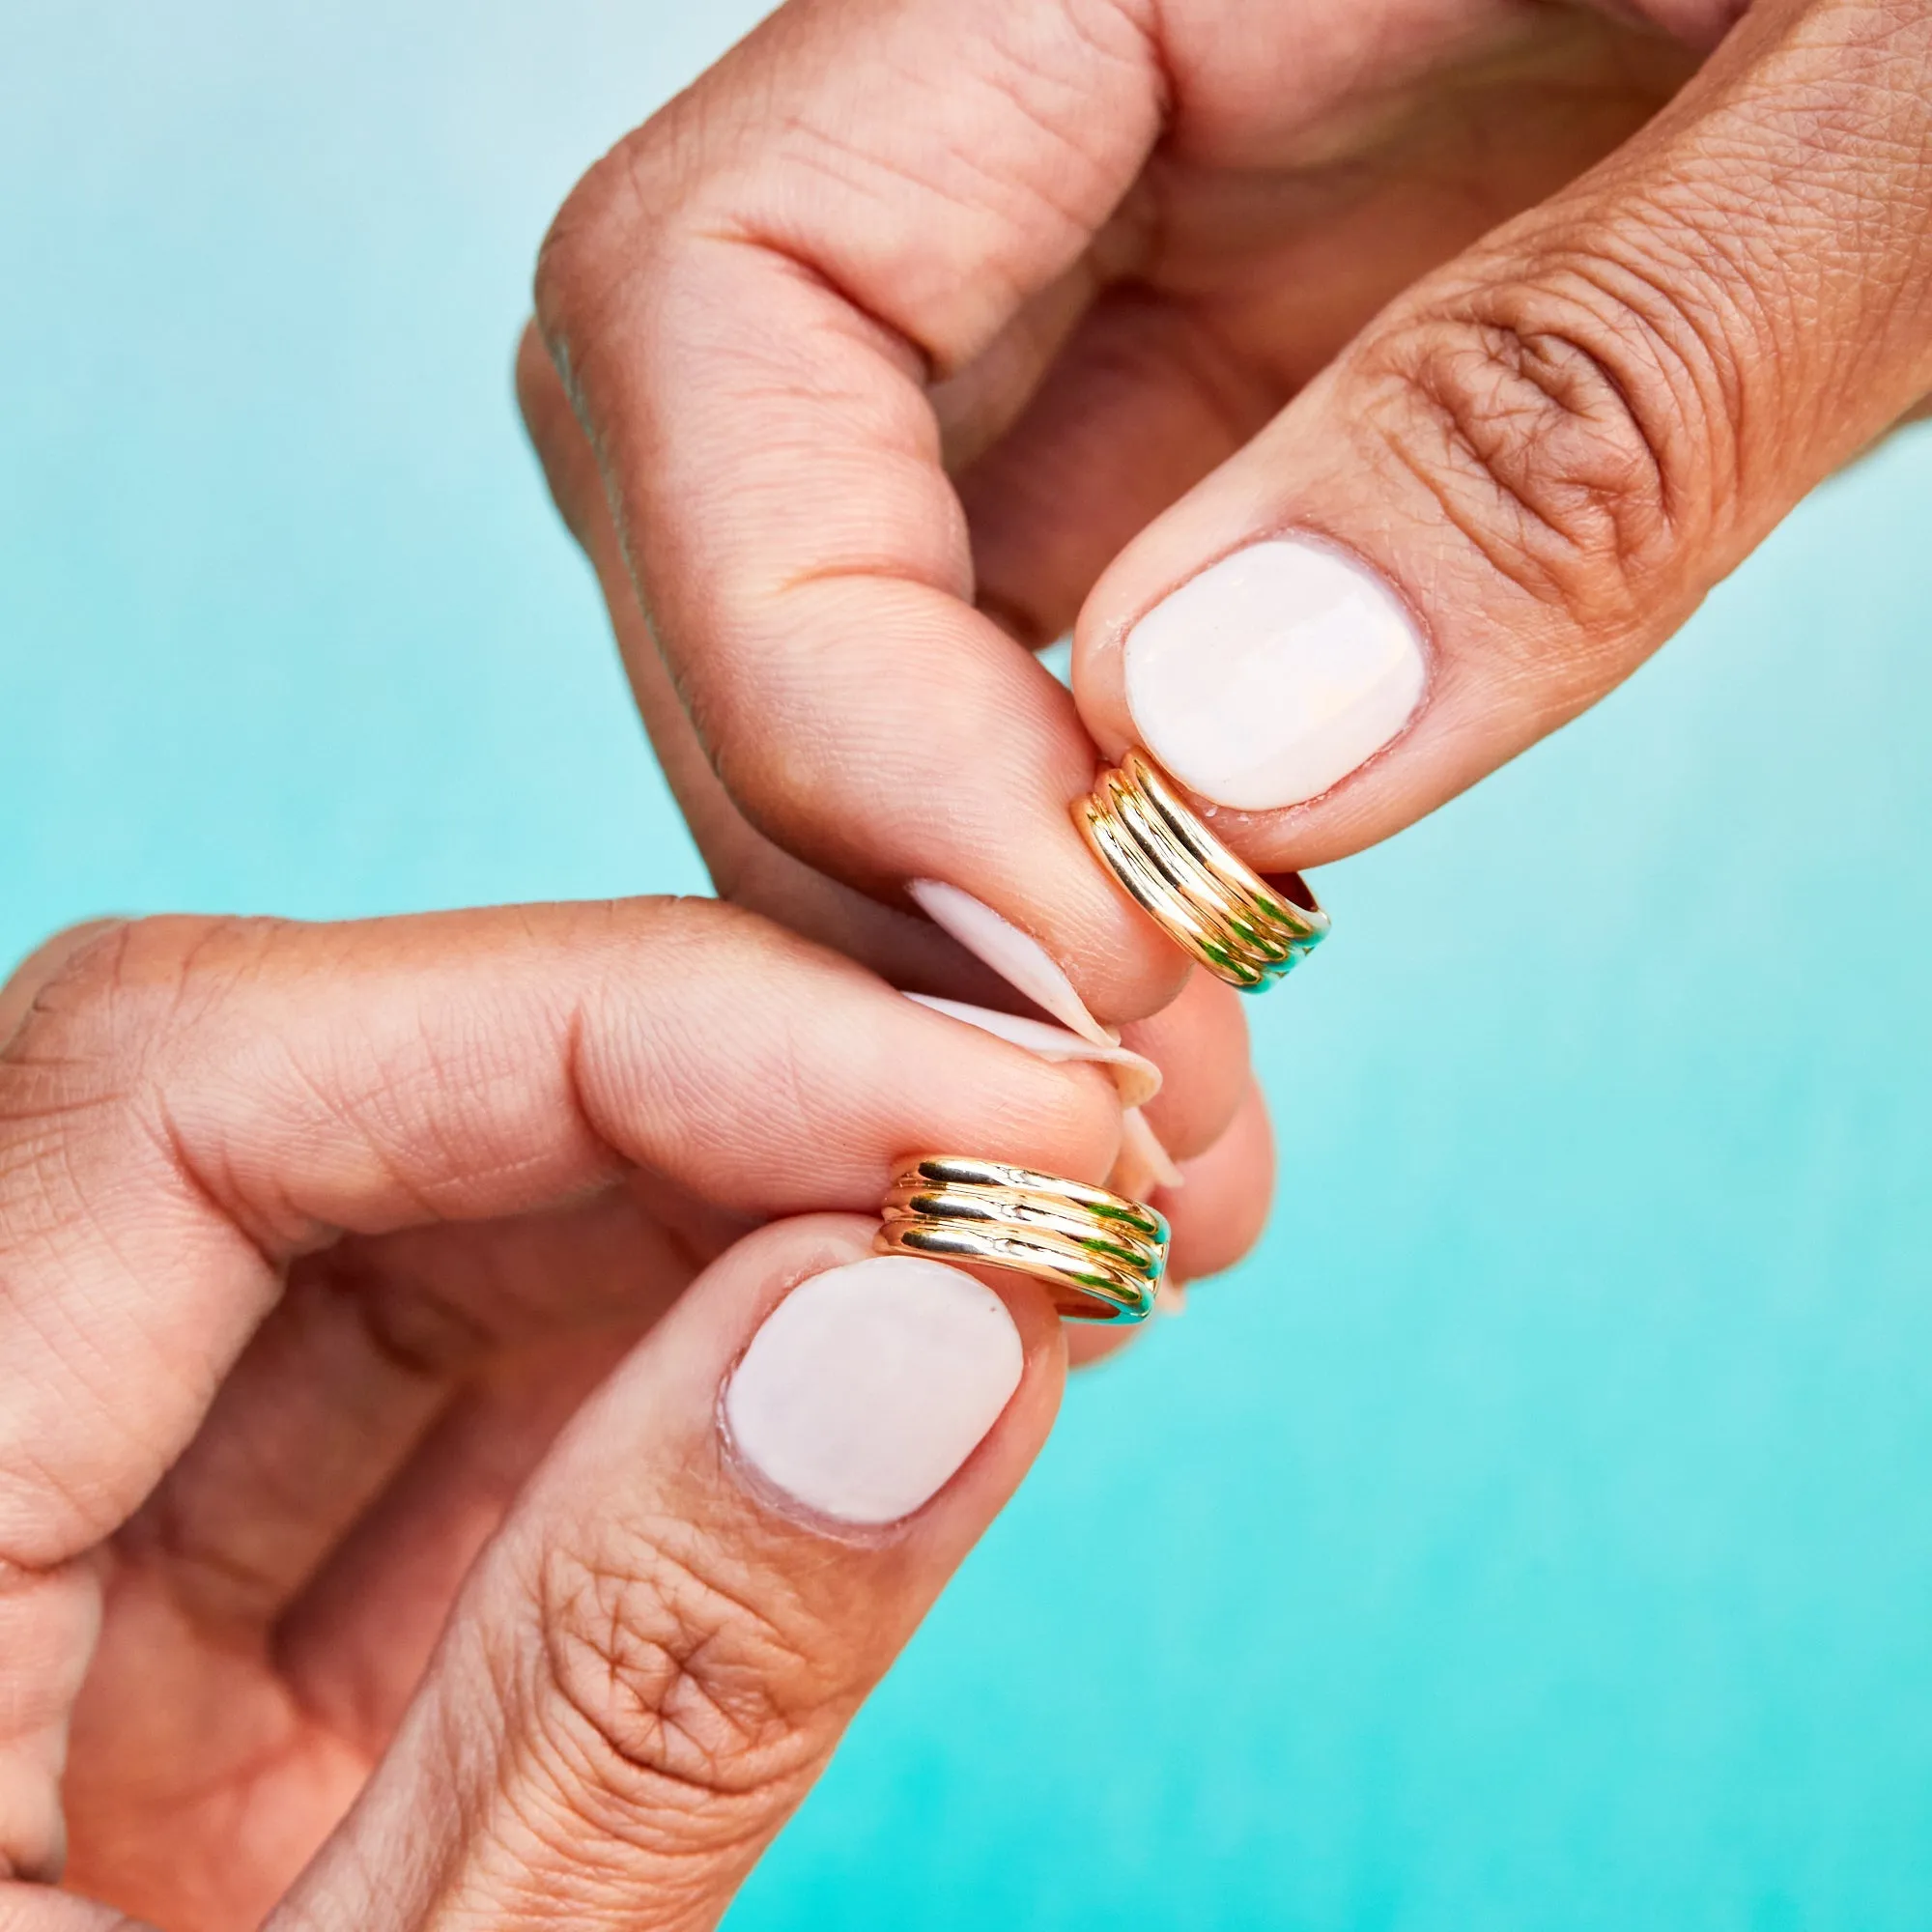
[1365,258,1730,628]
[528,1525,833,1854]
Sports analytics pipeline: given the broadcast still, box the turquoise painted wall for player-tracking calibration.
[7,6,1932,1925]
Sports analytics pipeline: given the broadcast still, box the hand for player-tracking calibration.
[516,332,1255,1202]
[0,902,1268,1931]
[522,0,1931,996]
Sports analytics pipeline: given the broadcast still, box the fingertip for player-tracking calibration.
[721,1249,1033,1529]
[325,1214,1076,1927]
[643,1213,1070,1535]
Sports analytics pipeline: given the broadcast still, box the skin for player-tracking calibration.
[0,902,1269,1930]
[517,335,1272,1230]
[19,0,1928,1913]
[521,0,1932,1020]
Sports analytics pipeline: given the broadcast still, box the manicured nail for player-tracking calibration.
[1118,1104,1184,1193]
[1122,536,1427,811]
[903,991,1161,1108]
[723,1256,1024,1525]
[907,878,1115,1049]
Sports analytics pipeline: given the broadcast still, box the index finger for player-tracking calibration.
[531,0,1187,1025]
[0,900,1122,1578]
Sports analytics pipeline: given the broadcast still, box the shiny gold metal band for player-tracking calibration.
[875,1154,1168,1323]
[1076,750,1329,990]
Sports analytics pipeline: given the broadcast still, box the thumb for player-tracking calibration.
[1073,0,1932,867]
[269,1214,1062,1932]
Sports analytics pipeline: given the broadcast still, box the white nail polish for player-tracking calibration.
[1106,1106,1176,1202]
[902,991,1161,1108]
[907,878,1116,1049]
[1122,536,1427,811]
[1119,1104,1184,1192]
[723,1256,1023,1525]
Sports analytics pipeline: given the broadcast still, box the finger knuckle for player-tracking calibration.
[711,724,841,852]
[3,922,131,1059]
[533,119,694,389]
[4,917,245,1088]
[531,157,622,370]
[17,916,273,1075]
[526,1520,833,1856]
[1364,256,1731,631]
[0,918,282,1257]
[663,637,858,851]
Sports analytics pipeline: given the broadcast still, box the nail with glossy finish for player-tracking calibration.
[902,991,1160,1108]
[907,878,1115,1048]
[723,1256,1022,1525]
[1123,536,1427,811]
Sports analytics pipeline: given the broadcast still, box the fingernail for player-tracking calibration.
[1122,536,1427,811]
[902,991,1161,1108]
[723,1256,1024,1525]
[907,878,1115,1049]
[1118,1104,1184,1193]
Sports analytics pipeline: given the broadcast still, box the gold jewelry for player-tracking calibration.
[1075,750,1329,990]
[875,1155,1167,1323]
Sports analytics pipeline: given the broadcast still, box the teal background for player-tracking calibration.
[6,5,1932,1926]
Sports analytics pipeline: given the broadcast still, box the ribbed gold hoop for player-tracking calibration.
[875,1155,1167,1323]
[1077,750,1329,990]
